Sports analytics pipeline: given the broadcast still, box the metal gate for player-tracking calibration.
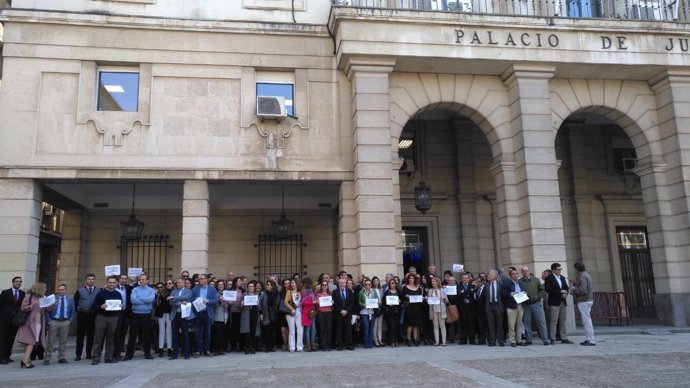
[119,235,173,283]
[616,227,656,318]
[255,234,306,282]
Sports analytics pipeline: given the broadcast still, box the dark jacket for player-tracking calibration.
[544,274,569,306]
[0,288,25,324]
[331,287,355,317]
[484,280,504,311]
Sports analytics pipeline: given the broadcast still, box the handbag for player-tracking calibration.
[446,304,459,324]
[278,299,291,315]
[12,296,32,327]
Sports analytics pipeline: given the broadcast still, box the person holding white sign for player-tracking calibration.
[315,281,333,351]
[503,269,526,347]
[401,274,424,346]
[283,279,303,352]
[91,276,122,365]
[240,282,259,354]
[427,276,449,346]
[191,274,218,358]
[357,279,379,349]
[167,278,193,360]
[45,283,75,365]
[382,279,402,347]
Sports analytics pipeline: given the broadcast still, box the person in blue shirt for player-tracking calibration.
[192,273,218,357]
[44,284,76,365]
[122,274,155,361]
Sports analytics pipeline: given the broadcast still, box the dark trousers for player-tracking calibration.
[386,311,400,344]
[126,313,152,356]
[228,312,242,351]
[92,315,118,361]
[475,309,488,342]
[170,313,189,358]
[243,310,258,351]
[318,312,332,349]
[113,312,129,357]
[0,320,19,361]
[459,303,476,343]
[76,311,96,358]
[486,303,505,345]
[211,321,226,353]
[195,314,212,353]
[261,321,275,350]
[335,313,352,349]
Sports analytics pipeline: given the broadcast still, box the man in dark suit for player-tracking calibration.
[473,275,488,345]
[484,270,505,347]
[113,274,132,360]
[544,262,573,344]
[457,273,476,344]
[0,276,25,364]
[331,278,354,350]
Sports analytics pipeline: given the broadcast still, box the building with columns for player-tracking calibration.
[0,0,689,326]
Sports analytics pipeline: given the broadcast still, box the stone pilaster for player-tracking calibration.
[647,69,690,326]
[181,180,210,275]
[344,57,398,278]
[59,210,86,293]
[0,179,42,287]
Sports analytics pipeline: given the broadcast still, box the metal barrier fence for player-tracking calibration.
[335,0,690,23]
[575,291,635,326]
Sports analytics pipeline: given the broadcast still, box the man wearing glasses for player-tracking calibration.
[544,263,573,344]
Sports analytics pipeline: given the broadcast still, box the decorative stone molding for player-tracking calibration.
[84,118,146,147]
[489,159,517,176]
[243,0,305,11]
[249,118,308,149]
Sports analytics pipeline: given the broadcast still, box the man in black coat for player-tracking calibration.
[484,270,505,347]
[457,273,477,344]
[331,278,355,351]
[543,262,573,344]
[473,276,488,345]
[0,276,25,364]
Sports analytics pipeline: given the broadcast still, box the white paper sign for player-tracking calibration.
[243,295,258,306]
[180,302,192,318]
[444,286,457,296]
[386,295,399,305]
[365,298,378,309]
[223,290,238,301]
[39,294,55,308]
[105,299,122,311]
[127,267,143,278]
[105,265,121,276]
[427,296,441,305]
[319,296,333,307]
[512,291,529,304]
[192,297,206,312]
[452,264,464,273]
[409,295,423,303]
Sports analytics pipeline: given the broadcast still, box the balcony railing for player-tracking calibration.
[334,0,689,23]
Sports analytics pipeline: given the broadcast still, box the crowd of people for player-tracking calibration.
[0,261,595,369]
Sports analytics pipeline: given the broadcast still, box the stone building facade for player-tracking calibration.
[0,0,689,326]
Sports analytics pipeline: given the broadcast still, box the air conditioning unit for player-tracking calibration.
[256,96,287,119]
[622,158,638,172]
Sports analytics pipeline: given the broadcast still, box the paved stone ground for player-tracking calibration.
[1,327,689,388]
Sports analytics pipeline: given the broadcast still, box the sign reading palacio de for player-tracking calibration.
[454,29,690,53]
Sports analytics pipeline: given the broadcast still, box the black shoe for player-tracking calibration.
[58,358,68,364]
[347,346,355,351]
[525,341,533,345]
[122,355,132,361]
[561,339,574,344]
[499,342,505,347]
[144,353,153,360]
[0,359,8,365]
[74,356,81,362]
[488,343,496,347]
[91,359,99,365]
[158,350,164,357]
[85,355,92,360]
[580,341,596,346]
[203,352,213,357]
[511,343,517,347]
[543,341,550,346]
[105,359,118,364]
[549,339,555,345]
[518,342,527,346]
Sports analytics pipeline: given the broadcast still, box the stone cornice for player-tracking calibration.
[0,9,330,36]
[501,64,556,88]
[649,68,690,92]
[345,57,396,80]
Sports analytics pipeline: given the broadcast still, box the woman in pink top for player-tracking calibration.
[301,278,317,352]
[315,280,333,351]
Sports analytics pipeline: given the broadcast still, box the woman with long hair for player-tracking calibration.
[371,276,384,347]
[212,280,227,355]
[301,278,317,352]
[284,279,303,352]
[383,278,402,347]
[401,273,423,346]
[358,278,378,349]
[279,278,291,350]
[227,277,244,352]
[16,282,48,368]
[154,280,173,357]
[259,280,278,352]
[428,276,449,346]
[315,280,333,351]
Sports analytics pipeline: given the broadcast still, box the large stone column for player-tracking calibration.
[499,65,573,331]
[343,58,398,278]
[497,65,567,272]
[59,210,86,292]
[647,69,690,326]
[181,180,210,275]
[0,179,42,286]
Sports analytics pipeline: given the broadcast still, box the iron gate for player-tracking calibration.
[616,227,656,318]
[119,235,173,283]
[255,234,306,281]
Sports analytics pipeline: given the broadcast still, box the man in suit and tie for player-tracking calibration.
[457,273,476,345]
[113,274,132,361]
[544,262,573,344]
[192,273,218,357]
[74,273,100,361]
[331,277,354,350]
[45,283,76,365]
[0,276,25,364]
[473,275,488,345]
[485,270,505,347]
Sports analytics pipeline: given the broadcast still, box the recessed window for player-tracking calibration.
[97,69,139,112]
[256,72,295,116]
